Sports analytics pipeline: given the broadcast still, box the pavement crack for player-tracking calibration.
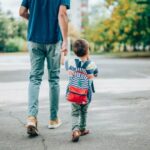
[8,112,47,150]
[39,135,47,150]
[8,111,26,127]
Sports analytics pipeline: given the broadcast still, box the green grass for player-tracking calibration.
[93,51,150,58]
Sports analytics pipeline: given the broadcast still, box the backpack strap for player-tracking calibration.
[82,60,91,69]
[65,60,69,70]
[75,59,81,68]
[91,81,95,93]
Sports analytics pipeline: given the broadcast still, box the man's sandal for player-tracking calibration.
[26,116,39,136]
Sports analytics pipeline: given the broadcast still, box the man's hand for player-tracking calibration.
[19,6,29,20]
[61,41,68,56]
[60,41,68,65]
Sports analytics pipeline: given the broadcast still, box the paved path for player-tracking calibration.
[0,54,150,150]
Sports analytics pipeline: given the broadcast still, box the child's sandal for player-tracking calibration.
[72,130,81,142]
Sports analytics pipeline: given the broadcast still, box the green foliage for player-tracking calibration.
[4,37,25,52]
[84,0,150,52]
[0,9,27,52]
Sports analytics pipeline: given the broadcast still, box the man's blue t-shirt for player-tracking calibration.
[21,0,70,44]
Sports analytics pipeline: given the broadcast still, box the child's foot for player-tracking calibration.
[80,129,90,136]
[26,116,39,136]
[72,130,81,142]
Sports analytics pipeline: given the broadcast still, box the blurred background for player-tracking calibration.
[0,1,150,150]
[0,0,150,57]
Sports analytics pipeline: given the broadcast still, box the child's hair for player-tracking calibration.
[73,39,89,57]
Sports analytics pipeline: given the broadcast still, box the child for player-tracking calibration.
[64,39,98,142]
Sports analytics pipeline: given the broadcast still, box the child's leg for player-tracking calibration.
[71,103,80,131]
[79,104,89,132]
[71,103,81,142]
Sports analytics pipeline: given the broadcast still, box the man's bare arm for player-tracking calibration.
[19,6,29,20]
[58,5,69,55]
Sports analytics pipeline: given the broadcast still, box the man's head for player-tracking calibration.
[73,39,89,57]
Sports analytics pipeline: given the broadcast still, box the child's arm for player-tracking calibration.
[60,52,65,65]
[64,59,75,76]
[86,61,98,79]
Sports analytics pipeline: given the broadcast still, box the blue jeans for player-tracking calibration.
[27,41,61,120]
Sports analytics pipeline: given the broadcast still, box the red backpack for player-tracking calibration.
[66,59,91,105]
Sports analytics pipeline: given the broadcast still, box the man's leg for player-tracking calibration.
[46,42,61,128]
[27,42,45,135]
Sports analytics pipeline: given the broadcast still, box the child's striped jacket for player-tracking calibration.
[65,58,98,103]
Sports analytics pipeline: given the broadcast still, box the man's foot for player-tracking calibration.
[72,130,81,142]
[26,116,39,136]
[80,129,90,136]
[48,118,62,129]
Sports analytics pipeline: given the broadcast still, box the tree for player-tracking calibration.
[84,0,150,52]
[0,8,27,52]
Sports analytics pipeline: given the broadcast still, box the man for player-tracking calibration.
[19,0,70,136]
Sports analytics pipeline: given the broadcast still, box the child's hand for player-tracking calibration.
[68,70,74,76]
[94,73,98,77]
[60,52,65,65]
[87,74,94,79]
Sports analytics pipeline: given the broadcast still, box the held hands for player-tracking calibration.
[60,41,68,65]
[60,52,65,65]
[61,41,68,56]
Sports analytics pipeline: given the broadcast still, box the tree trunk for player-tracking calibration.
[118,43,121,52]
[143,43,146,51]
[133,44,138,52]
[123,43,127,52]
